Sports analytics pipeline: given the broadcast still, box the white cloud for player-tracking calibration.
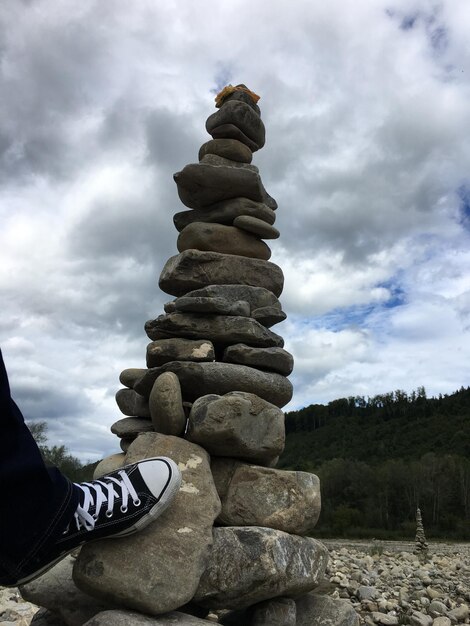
[1,0,470,460]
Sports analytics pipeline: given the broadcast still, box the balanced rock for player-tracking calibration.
[181,284,281,314]
[74,434,221,616]
[252,305,286,327]
[149,372,186,436]
[145,313,284,348]
[111,417,153,439]
[209,123,259,152]
[115,388,150,418]
[146,338,215,368]
[211,459,321,534]
[20,556,112,626]
[223,344,293,375]
[233,215,280,240]
[215,84,261,114]
[134,361,293,408]
[174,163,263,209]
[169,295,250,317]
[198,138,252,163]
[206,100,265,150]
[177,222,271,260]
[186,392,285,464]
[119,368,147,389]
[193,526,328,609]
[159,250,284,297]
[173,198,275,232]
[200,153,258,171]
[295,593,360,626]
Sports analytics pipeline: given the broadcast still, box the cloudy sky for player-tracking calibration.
[1,0,469,461]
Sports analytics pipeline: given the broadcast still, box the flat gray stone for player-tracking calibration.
[206,100,265,148]
[149,372,186,436]
[147,338,215,368]
[209,123,259,152]
[198,138,252,163]
[115,388,150,418]
[93,453,126,479]
[233,215,280,239]
[187,392,285,464]
[111,417,153,439]
[174,163,263,209]
[170,296,250,317]
[223,344,293,375]
[145,313,284,348]
[252,305,286,327]
[177,222,271,260]
[200,153,258,171]
[211,459,321,534]
[193,527,329,609]
[181,284,281,314]
[134,361,293,408]
[83,610,215,625]
[20,556,112,626]
[295,593,360,626]
[159,250,284,298]
[74,434,221,616]
[173,198,275,232]
[119,368,147,389]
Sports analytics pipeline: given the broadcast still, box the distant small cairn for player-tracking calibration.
[414,507,429,555]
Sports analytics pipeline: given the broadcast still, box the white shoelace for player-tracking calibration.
[70,470,141,532]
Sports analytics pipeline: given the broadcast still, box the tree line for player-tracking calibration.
[280,387,470,539]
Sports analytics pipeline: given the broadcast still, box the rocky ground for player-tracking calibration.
[1,541,469,625]
[323,540,470,625]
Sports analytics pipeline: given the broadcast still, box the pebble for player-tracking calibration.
[0,587,39,625]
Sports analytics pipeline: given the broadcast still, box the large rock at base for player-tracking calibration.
[187,393,285,464]
[20,556,112,626]
[159,250,284,297]
[180,284,281,314]
[173,198,275,232]
[149,372,187,436]
[198,138,252,163]
[295,593,360,626]
[74,434,221,616]
[206,100,265,149]
[83,610,216,625]
[211,459,321,534]
[223,344,293,375]
[145,313,283,348]
[177,222,271,260]
[174,163,263,209]
[93,453,126,479]
[193,527,328,609]
[146,338,215,368]
[115,389,150,418]
[134,361,293,408]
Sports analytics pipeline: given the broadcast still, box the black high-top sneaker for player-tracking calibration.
[11,456,181,586]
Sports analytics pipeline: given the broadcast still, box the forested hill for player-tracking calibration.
[280,386,470,468]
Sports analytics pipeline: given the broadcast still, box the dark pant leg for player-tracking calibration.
[0,349,79,583]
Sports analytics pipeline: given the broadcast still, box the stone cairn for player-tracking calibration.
[414,507,429,557]
[22,85,359,626]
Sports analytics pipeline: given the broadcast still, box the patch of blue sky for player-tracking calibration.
[400,13,419,30]
[211,66,234,94]
[457,184,470,230]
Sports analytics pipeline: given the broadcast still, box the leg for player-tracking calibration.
[0,349,79,584]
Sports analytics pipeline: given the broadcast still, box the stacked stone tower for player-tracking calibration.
[23,86,359,626]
